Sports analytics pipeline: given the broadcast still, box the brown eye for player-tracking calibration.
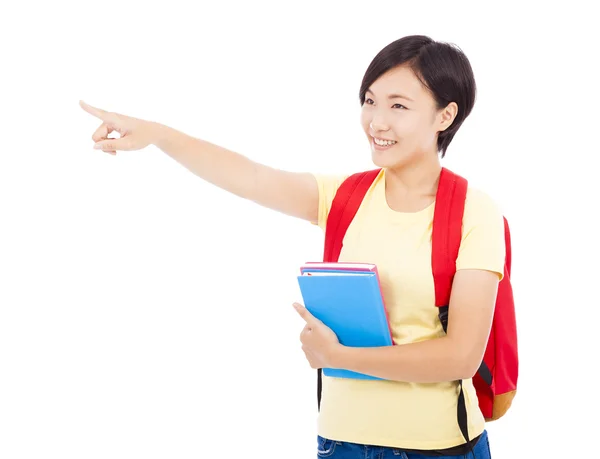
[392,103,407,109]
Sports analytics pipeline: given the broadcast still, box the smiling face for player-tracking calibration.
[360,65,457,169]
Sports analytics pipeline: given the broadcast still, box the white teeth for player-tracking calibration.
[374,137,397,146]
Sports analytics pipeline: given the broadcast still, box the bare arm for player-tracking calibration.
[152,125,319,222]
[80,101,319,222]
[330,269,499,382]
[296,269,499,383]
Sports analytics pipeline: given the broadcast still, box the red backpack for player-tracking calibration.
[317,167,518,444]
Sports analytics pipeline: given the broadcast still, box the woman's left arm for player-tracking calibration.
[328,268,499,382]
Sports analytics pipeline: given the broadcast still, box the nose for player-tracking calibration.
[369,114,389,132]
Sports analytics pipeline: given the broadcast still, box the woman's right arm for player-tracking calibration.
[80,101,319,223]
[153,125,319,222]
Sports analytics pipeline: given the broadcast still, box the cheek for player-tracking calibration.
[391,116,415,138]
[396,115,429,139]
[360,111,371,132]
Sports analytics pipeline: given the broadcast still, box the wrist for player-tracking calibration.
[328,343,349,370]
[149,122,171,148]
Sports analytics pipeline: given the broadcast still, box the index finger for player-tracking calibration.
[79,100,114,122]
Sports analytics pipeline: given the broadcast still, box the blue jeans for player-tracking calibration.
[317,430,491,458]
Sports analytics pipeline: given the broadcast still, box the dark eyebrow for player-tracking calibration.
[366,88,414,102]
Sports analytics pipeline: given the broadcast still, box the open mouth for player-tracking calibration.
[372,136,397,148]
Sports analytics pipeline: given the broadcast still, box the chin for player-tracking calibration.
[370,149,403,169]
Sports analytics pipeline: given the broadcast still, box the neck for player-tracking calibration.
[384,153,442,198]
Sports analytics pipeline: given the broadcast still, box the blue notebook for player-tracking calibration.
[297,262,393,380]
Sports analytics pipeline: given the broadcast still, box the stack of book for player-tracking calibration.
[296,262,394,380]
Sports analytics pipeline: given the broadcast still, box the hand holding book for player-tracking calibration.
[293,302,342,371]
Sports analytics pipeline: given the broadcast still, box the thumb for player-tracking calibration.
[293,302,316,324]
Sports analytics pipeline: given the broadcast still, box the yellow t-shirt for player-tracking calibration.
[311,168,505,450]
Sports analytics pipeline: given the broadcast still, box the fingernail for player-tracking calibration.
[94,144,101,149]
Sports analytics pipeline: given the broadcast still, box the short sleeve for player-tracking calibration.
[455,188,506,280]
[310,173,349,230]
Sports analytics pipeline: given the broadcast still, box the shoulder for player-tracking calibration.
[462,185,505,232]
[464,186,503,217]
[310,169,383,229]
[311,172,350,194]
[310,172,350,229]
[312,168,382,191]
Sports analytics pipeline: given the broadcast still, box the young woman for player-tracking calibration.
[81,35,503,458]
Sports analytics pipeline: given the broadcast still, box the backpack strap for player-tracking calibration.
[432,167,468,308]
[318,168,380,409]
[323,169,381,262]
[430,168,473,447]
[430,168,470,447]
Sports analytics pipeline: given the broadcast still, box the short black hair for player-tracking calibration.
[359,35,476,158]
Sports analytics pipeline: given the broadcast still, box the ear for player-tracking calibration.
[437,102,458,132]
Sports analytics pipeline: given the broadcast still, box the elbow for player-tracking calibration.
[449,358,476,381]
[459,360,480,380]
[453,345,485,381]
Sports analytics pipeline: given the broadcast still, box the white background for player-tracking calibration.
[1,1,598,458]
